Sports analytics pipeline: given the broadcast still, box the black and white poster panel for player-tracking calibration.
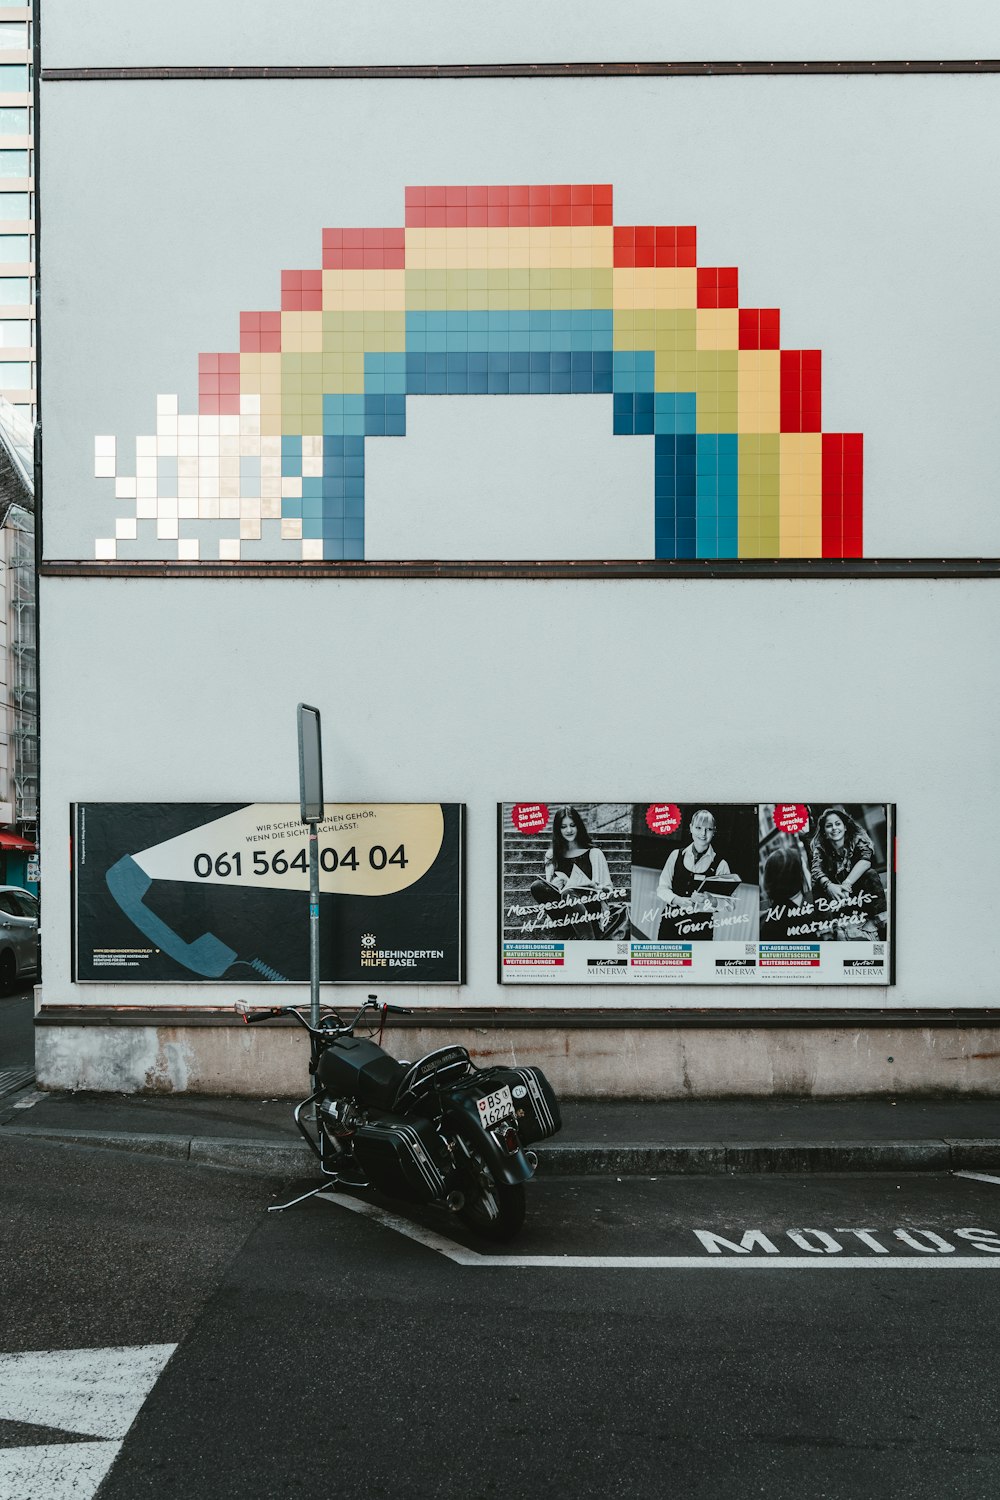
[499,802,894,986]
[73,802,464,984]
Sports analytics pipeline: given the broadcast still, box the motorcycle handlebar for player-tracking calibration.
[366,994,413,1017]
[234,1002,287,1025]
[234,996,413,1029]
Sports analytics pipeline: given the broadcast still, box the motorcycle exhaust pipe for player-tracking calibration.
[524,1150,538,1169]
[446,1190,465,1212]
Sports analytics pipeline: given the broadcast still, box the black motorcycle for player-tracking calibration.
[236,996,561,1241]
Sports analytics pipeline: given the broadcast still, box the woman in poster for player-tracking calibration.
[656,808,736,942]
[809,806,885,940]
[529,806,613,939]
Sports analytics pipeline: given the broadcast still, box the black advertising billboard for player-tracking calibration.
[499,802,894,986]
[74,803,464,984]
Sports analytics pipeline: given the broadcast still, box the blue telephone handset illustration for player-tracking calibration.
[105,854,238,978]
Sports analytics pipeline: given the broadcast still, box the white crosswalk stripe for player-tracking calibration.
[0,1344,177,1500]
[0,1440,122,1499]
[0,1067,33,1100]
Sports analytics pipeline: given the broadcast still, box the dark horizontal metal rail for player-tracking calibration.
[40,60,1000,82]
[38,558,1000,581]
[35,1005,1000,1029]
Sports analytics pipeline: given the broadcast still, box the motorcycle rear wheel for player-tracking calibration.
[458,1164,526,1242]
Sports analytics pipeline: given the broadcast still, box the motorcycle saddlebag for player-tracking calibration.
[474,1065,562,1146]
[352,1114,454,1204]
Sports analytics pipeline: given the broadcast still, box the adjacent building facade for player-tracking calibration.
[0,3,33,418]
[0,395,35,884]
[35,2,1000,1095]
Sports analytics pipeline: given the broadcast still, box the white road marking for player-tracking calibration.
[0,1070,35,1101]
[0,1440,121,1500]
[319,1195,1000,1269]
[477,1257,1000,1269]
[11,1090,43,1110]
[320,1191,474,1260]
[0,1343,176,1438]
[954,1170,1000,1187]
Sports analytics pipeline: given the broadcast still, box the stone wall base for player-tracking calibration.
[33,1021,1000,1098]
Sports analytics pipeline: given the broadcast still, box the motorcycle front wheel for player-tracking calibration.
[458,1153,526,1242]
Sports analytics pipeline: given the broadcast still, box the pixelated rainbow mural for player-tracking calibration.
[94,184,862,562]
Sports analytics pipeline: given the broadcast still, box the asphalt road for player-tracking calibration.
[3,1137,1000,1498]
[0,985,35,1091]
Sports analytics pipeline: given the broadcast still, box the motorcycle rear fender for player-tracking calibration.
[447,1103,534,1186]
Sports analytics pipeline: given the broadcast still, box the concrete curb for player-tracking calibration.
[5,1122,1000,1176]
[1,1124,306,1172]
[3,1126,194,1159]
[189,1136,312,1173]
[537,1141,957,1175]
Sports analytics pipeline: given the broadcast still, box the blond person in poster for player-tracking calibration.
[656,809,735,942]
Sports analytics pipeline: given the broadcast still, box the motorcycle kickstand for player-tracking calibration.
[268,1179,343,1213]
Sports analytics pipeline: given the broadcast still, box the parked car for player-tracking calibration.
[0,885,38,989]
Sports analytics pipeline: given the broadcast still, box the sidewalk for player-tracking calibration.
[2,1087,999,1176]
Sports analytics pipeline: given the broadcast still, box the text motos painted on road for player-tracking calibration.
[694,1227,1000,1255]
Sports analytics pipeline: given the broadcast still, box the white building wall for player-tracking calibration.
[35,1,1000,1092]
[40,0,1000,67]
[39,73,1000,562]
[39,572,1000,1012]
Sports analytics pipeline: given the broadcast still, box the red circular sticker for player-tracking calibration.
[511,803,550,835]
[773,803,809,834]
[646,803,681,836]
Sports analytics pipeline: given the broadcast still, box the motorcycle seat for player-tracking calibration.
[392,1045,472,1108]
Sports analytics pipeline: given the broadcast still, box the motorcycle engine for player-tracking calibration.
[318,1096,364,1138]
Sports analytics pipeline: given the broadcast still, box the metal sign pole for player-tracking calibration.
[307,825,320,1029]
[297,704,324,1029]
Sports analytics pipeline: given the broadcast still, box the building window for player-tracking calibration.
[0,24,28,49]
[0,235,28,262]
[0,66,29,91]
[0,362,31,389]
[0,150,28,179]
[0,193,28,221]
[0,109,28,135]
[0,320,30,346]
[0,278,29,304]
